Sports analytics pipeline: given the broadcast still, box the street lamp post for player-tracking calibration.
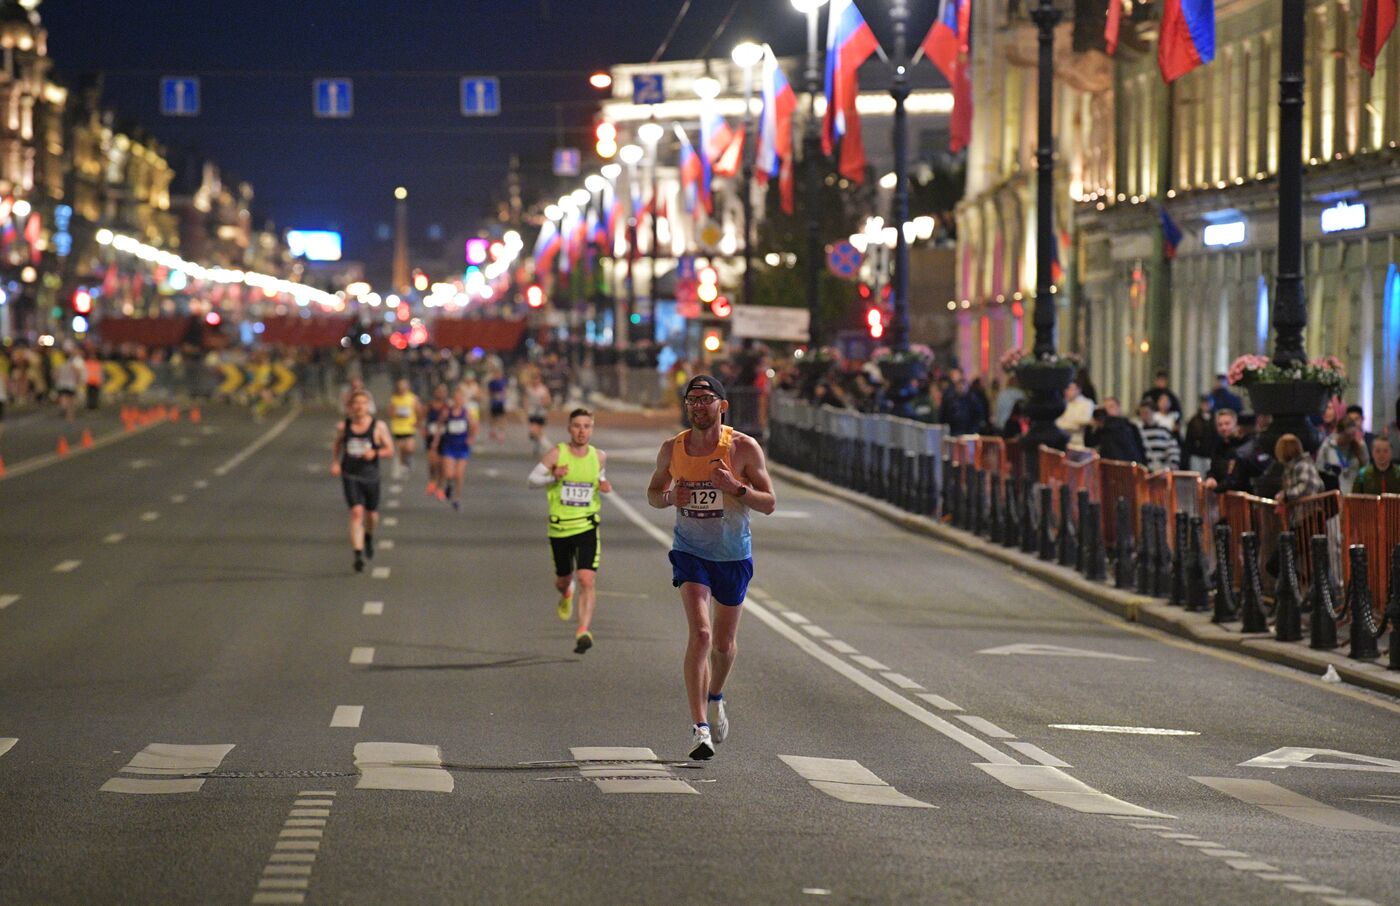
[619,143,645,349]
[1018,0,1071,479]
[732,42,764,309]
[888,1,911,354]
[639,119,665,344]
[1273,0,1306,370]
[792,0,829,348]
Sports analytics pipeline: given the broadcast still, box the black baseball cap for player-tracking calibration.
[684,375,726,400]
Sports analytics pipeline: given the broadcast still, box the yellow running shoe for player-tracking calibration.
[557,590,573,621]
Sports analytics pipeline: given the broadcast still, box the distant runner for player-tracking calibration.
[523,371,552,457]
[487,368,509,442]
[331,389,394,573]
[527,408,612,654]
[646,375,776,760]
[436,383,477,511]
[423,383,449,498]
[388,378,422,479]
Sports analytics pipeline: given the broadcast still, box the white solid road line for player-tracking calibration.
[780,754,935,808]
[52,560,81,573]
[0,594,19,610]
[330,706,363,728]
[570,746,697,794]
[1192,777,1400,832]
[354,742,453,792]
[101,742,235,795]
[957,716,1017,739]
[606,492,1180,817]
[103,533,125,544]
[1006,742,1071,768]
[362,601,384,616]
[213,406,301,477]
[0,415,165,482]
[349,647,375,665]
[371,567,390,579]
[916,694,964,712]
[0,738,16,758]
[978,643,1150,662]
[1051,724,1199,736]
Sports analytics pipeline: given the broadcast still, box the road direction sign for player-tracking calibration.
[632,74,665,104]
[461,77,501,117]
[313,78,353,118]
[826,241,863,280]
[552,148,581,177]
[160,77,200,117]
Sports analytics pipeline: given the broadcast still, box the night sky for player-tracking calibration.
[41,0,936,281]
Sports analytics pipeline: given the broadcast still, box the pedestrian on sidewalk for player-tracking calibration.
[647,375,776,761]
[1355,436,1400,495]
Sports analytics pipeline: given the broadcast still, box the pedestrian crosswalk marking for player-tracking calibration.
[780,755,934,809]
[362,601,383,615]
[103,533,125,544]
[349,647,375,665]
[101,742,235,794]
[371,567,390,579]
[0,594,18,609]
[570,746,698,794]
[52,560,81,573]
[354,742,453,792]
[379,540,395,550]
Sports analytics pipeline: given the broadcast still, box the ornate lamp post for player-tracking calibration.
[732,41,764,309]
[887,0,912,355]
[618,142,645,346]
[791,0,830,348]
[638,118,665,343]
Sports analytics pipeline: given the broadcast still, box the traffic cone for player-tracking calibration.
[56,436,70,456]
[190,407,202,424]
[81,429,94,448]
[0,455,6,477]
[169,406,181,422]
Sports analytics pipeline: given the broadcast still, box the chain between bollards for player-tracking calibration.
[1309,534,1341,650]
[1211,522,1238,624]
[1345,545,1382,660]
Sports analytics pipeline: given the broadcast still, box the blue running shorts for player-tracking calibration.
[669,550,753,606]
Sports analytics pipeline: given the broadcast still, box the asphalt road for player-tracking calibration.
[1,401,1398,905]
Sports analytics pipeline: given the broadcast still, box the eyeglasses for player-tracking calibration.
[684,395,721,407]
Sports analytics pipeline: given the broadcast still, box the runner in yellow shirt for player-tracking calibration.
[387,378,422,479]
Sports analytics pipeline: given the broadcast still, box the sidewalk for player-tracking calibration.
[770,461,1400,700]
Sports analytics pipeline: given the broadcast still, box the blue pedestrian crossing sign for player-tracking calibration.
[313,78,353,118]
[632,74,665,105]
[461,77,501,117]
[160,77,200,117]
[552,148,581,177]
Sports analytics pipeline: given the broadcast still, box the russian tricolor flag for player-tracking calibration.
[920,0,973,153]
[533,219,561,272]
[1158,207,1183,260]
[823,0,881,184]
[677,126,711,216]
[1158,0,1215,83]
[755,45,797,215]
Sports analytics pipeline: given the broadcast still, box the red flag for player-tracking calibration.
[1105,0,1123,55]
[1359,0,1397,75]
[713,126,744,178]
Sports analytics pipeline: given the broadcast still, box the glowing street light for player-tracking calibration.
[637,120,664,146]
[584,174,607,193]
[588,71,612,90]
[692,71,722,100]
[544,204,562,221]
[618,144,644,166]
[570,188,591,206]
[731,41,763,68]
[790,0,829,10]
[393,186,408,200]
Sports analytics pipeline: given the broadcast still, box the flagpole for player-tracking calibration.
[889,0,911,355]
[1273,0,1306,370]
[734,43,763,310]
[793,0,829,349]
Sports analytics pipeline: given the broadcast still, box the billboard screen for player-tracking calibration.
[287,230,343,261]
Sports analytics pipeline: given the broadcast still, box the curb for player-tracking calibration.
[770,462,1400,700]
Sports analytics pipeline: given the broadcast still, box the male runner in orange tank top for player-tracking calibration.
[646,375,776,759]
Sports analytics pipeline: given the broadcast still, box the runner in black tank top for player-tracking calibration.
[332,390,394,572]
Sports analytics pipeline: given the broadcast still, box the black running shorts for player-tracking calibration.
[342,475,381,511]
[550,528,600,576]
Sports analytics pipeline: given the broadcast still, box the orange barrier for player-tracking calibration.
[1099,460,1147,549]
[1339,493,1400,623]
[1283,491,1341,597]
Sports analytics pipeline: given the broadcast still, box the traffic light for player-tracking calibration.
[866,307,884,339]
[697,265,719,303]
[858,283,872,300]
[595,121,618,159]
[72,289,92,315]
[710,296,731,318]
[525,284,546,308]
[703,331,723,353]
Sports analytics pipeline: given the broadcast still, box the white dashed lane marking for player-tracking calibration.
[354,742,453,792]
[371,567,390,579]
[780,755,934,808]
[916,694,963,712]
[383,517,398,527]
[0,738,16,758]
[330,706,363,728]
[1052,724,1199,736]
[141,512,159,522]
[1193,777,1400,832]
[378,540,395,550]
[800,624,832,639]
[103,533,125,544]
[386,500,401,510]
[193,480,208,489]
[570,746,697,795]
[1005,742,1070,767]
[781,612,810,624]
[882,672,924,690]
[170,494,187,504]
[349,647,375,665]
[100,743,234,794]
[823,639,859,654]
[362,601,384,616]
[850,655,889,671]
[0,594,19,610]
[52,560,81,573]
[957,716,1016,739]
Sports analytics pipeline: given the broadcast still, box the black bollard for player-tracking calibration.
[1345,545,1382,660]
[1169,512,1188,606]
[1075,489,1092,574]
[1211,522,1238,624]
[971,467,987,535]
[1057,485,1077,568]
[1273,532,1304,642]
[1135,503,1154,593]
[988,473,1003,541]
[940,457,958,521]
[1114,497,1136,589]
[1186,516,1211,612]
[1153,507,1173,598]
[1038,485,1056,561]
[1020,478,1039,553]
[1084,501,1108,581]
[1388,544,1400,671]
[1308,534,1341,650]
[1238,532,1269,632]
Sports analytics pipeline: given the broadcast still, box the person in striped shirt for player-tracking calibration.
[1135,401,1181,473]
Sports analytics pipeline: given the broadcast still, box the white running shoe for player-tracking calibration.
[688,724,715,760]
[710,698,728,744]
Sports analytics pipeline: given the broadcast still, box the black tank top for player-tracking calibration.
[341,418,381,480]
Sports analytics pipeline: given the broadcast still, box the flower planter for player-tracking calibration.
[1013,363,1075,396]
[1245,380,1330,417]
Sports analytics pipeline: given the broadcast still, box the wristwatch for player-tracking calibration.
[736,486,748,497]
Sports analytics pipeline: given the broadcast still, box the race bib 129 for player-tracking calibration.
[681,482,724,518]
